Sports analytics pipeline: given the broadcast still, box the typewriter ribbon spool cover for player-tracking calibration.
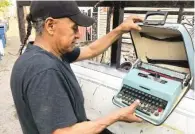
[112,13,194,125]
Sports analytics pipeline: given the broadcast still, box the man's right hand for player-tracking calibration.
[53,100,142,134]
[115,100,143,123]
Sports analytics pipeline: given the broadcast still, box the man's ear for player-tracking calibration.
[44,17,56,35]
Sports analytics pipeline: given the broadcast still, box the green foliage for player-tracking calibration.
[0,0,11,12]
[0,0,11,8]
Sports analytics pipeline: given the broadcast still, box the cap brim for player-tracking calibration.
[70,13,95,27]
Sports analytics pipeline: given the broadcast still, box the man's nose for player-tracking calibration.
[75,30,81,39]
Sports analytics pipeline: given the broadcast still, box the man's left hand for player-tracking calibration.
[117,15,143,33]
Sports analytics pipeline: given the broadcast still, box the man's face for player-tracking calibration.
[45,17,80,54]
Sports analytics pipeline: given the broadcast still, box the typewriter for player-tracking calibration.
[113,11,194,125]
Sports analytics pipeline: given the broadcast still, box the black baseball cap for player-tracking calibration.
[29,1,95,27]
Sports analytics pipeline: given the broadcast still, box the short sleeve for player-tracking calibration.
[27,69,77,134]
[62,47,80,63]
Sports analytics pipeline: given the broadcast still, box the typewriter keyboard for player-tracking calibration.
[116,85,168,117]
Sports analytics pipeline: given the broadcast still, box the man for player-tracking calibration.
[11,1,143,134]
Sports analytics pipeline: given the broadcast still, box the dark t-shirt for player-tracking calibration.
[10,43,86,134]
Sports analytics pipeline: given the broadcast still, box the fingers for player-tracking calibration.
[129,15,143,31]
[131,114,143,122]
[130,15,144,22]
[129,99,140,111]
[129,100,143,122]
[131,23,142,31]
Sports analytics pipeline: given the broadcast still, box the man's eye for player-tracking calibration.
[73,25,78,33]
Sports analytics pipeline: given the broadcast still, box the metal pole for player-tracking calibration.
[110,2,124,68]
[177,7,184,23]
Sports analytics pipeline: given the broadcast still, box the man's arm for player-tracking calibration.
[53,100,142,134]
[75,15,143,62]
[53,112,119,134]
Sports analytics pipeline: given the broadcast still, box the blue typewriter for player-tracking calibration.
[113,11,194,125]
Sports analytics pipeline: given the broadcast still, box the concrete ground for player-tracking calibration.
[0,18,23,134]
